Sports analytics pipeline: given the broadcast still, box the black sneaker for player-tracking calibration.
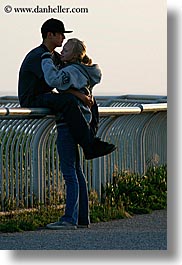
[84,138,116,160]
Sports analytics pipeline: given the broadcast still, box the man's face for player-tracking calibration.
[49,32,65,47]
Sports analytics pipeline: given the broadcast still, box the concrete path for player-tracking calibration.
[0,210,167,250]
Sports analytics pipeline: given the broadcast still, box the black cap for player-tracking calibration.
[41,18,73,35]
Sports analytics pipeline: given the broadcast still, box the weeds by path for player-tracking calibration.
[0,165,167,233]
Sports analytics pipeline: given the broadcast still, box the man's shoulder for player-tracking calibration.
[19,44,48,74]
[25,44,47,60]
[20,44,48,71]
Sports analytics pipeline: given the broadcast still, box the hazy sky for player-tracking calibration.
[0,0,167,97]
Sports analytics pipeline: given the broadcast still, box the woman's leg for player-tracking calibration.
[75,149,90,226]
[56,124,79,225]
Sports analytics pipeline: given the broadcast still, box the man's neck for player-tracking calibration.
[42,40,55,52]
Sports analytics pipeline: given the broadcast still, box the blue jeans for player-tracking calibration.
[29,93,94,152]
[56,124,90,226]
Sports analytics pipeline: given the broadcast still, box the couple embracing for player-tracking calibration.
[18,18,116,229]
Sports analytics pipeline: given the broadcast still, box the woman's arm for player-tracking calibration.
[41,53,93,107]
[41,53,71,91]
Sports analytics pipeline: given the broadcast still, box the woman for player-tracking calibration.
[41,38,115,229]
[42,38,102,124]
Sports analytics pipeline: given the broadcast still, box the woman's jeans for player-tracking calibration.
[56,124,90,226]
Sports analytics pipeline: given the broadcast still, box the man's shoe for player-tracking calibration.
[46,221,77,230]
[84,139,116,160]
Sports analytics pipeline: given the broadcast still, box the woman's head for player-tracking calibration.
[60,38,92,65]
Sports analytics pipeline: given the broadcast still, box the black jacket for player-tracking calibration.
[18,44,61,107]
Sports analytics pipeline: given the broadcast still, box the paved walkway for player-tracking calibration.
[0,210,167,250]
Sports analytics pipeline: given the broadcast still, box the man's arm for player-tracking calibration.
[66,88,94,108]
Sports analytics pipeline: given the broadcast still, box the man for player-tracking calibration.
[18,18,116,159]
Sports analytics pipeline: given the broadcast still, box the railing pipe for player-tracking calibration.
[0,103,167,119]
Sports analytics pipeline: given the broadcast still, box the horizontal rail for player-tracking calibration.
[98,106,141,116]
[99,104,167,115]
[0,107,54,117]
[141,103,167,113]
[0,103,167,118]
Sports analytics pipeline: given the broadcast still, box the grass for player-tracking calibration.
[0,165,167,232]
[0,206,64,233]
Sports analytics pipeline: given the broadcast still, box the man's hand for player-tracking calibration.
[66,89,94,108]
[82,95,94,108]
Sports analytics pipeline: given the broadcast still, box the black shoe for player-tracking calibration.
[84,139,116,160]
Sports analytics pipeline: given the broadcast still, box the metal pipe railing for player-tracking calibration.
[0,98,167,210]
[0,107,54,118]
[0,103,167,118]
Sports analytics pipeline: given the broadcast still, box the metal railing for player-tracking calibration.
[0,95,167,211]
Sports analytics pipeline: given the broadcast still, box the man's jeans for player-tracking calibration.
[30,93,93,152]
[56,124,90,225]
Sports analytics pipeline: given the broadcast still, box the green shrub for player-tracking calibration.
[101,165,167,215]
[0,165,167,232]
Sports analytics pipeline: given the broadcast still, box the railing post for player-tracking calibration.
[31,119,55,205]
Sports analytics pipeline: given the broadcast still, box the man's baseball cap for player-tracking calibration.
[41,18,73,35]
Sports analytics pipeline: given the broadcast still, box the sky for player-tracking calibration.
[0,0,167,97]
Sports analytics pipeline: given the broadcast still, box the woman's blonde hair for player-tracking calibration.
[67,38,92,65]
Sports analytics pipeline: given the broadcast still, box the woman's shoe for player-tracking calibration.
[84,139,116,160]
